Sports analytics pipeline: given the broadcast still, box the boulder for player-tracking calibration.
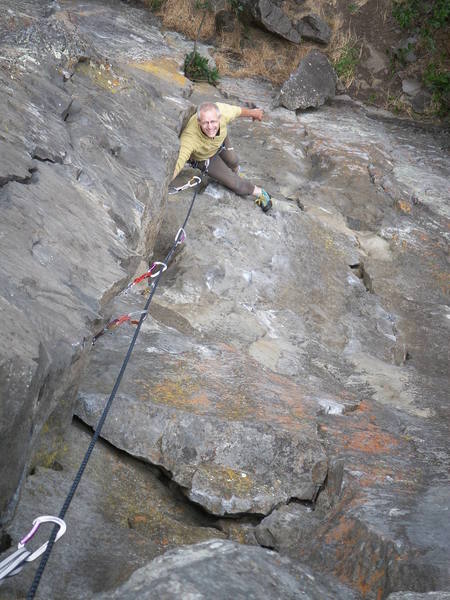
[402,79,422,96]
[411,89,432,113]
[297,14,331,44]
[92,539,360,599]
[215,9,236,33]
[241,0,331,44]
[277,50,337,110]
[240,0,301,43]
[240,1,330,44]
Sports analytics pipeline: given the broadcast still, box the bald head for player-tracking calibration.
[197,102,221,138]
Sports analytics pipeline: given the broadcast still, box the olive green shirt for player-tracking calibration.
[173,103,242,178]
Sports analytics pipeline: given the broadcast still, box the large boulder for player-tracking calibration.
[241,0,301,43]
[240,0,330,44]
[277,49,337,110]
[297,14,331,44]
[92,539,360,599]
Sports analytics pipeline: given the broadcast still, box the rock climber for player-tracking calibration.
[172,101,272,212]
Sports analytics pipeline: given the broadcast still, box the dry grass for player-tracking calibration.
[328,25,358,63]
[353,0,369,7]
[328,26,362,88]
[155,0,216,40]
[214,30,314,84]
[383,92,415,118]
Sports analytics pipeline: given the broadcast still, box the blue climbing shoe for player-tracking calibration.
[255,189,272,213]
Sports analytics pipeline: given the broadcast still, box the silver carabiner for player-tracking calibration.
[168,175,201,195]
[0,547,30,581]
[21,516,66,562]
[174,227,186,246]
[0,516,66,582]
[185,176,201,188]
[149,261,167,278]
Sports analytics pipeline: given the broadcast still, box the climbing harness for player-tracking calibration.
[168,175,202,194]
[23,179,201,600]
[0,516,66,582]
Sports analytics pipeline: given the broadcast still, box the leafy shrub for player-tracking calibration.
[229,0,244,18]
[392,0,450,34]
[184,51,219,84]
[392,0,420,29]
[333,44,360,85]
[424,62,450,114]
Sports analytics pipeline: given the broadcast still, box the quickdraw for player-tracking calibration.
[168,175,201,195]
[125,261,168,290]
[93,223,187,345]
[93,310,148,344]
[0,516,66,582]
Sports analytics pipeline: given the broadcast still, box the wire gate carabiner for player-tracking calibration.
[0,516,66,582]
[168,175,201,195]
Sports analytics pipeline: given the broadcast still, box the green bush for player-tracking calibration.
[392,0,450,33]
[184,51,219,84]
[392,0,420,28]
[334,44,360,83]
[424,62,450,114]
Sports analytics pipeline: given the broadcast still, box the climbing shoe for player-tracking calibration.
[255,189,272,213]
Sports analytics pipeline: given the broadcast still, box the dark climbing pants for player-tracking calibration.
[196,137,254,197]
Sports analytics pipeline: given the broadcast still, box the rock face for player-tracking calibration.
[0,421,223,600]
[0,0,188,524]
[1,1,449,599]
[92,539,360,599]
[387,595,450,600]
[277,50,337,110]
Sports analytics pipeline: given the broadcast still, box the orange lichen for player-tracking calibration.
[396,199,412,213]
[129,58,189,88]
[343,424,399,453]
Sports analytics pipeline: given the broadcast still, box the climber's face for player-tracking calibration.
[198,108,220,138]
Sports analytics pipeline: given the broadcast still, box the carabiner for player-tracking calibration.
[20,516,66,562]
[0,547,30,581]
[185,176,201,188]
[149,261,167,278]
[0,516,66,581]
[168,175,201,195]
[174,227,186,246]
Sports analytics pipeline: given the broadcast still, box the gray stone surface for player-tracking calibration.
[92,539,360,599]
[297,14,331,44]
[77,389,328,515]
[387,594,450,599]
[0,0,188,525]
[277,50,337,110]
[411,90,433,113]
[1,0,449,599]
[0,421,222,600]
[402,78,421,96]
[76,84,449,595]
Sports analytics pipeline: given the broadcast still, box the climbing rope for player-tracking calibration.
[23,181,200,599]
